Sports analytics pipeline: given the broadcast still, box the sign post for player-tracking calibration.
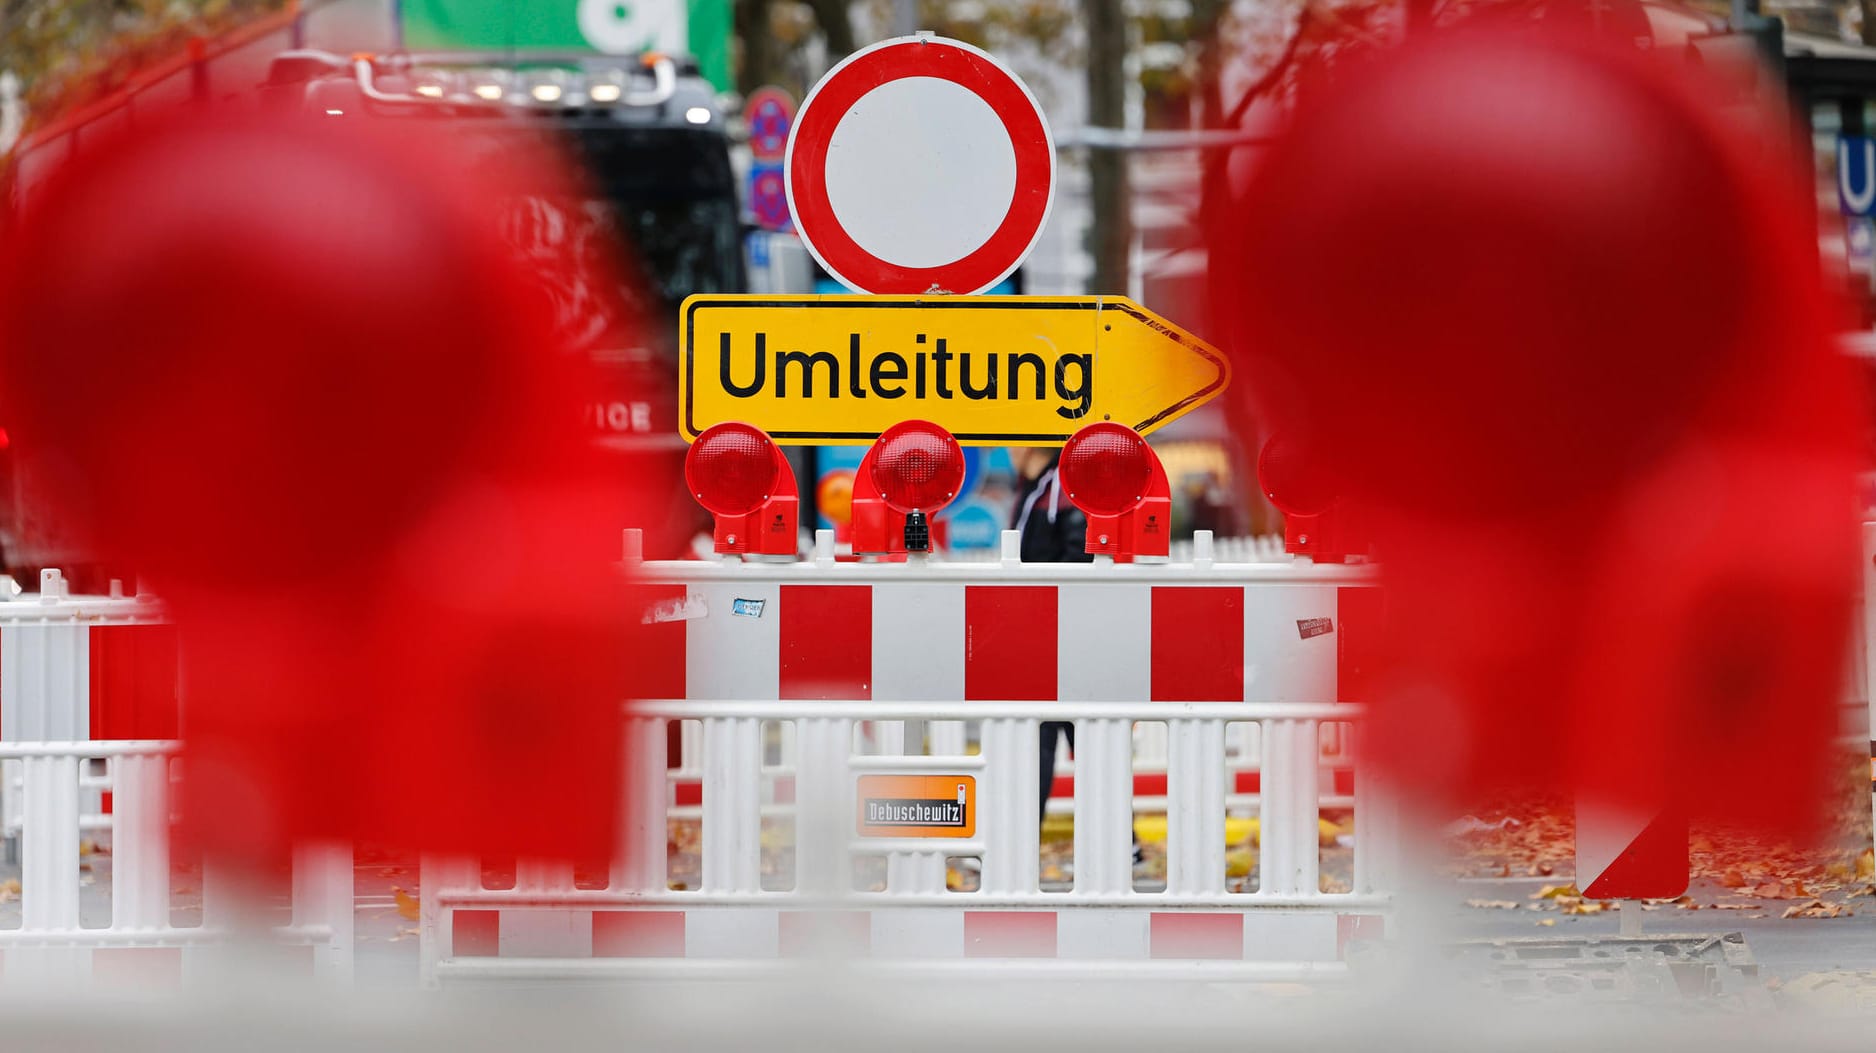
[705,36,1232,885]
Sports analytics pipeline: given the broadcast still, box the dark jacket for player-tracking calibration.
[1011,455,1093,564]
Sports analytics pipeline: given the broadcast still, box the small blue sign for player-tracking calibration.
[944,502,1002,549]
[1840,136,1875,217]
[935,447,985,520]
[748,162,791,232]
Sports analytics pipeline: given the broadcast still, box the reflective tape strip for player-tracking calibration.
[780,585,871,699]
[437,907,1374,962]
[651,578,1368,709]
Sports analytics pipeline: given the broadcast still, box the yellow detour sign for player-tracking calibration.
[679,295,1230,445]
[856,774,976,838]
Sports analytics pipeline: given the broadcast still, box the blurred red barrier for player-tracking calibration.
[0,108,655,863]
[1214,29,1865,830]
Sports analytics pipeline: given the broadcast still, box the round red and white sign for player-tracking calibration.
[786,35,1055,295]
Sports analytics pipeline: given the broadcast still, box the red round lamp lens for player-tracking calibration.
[1059,423,1152,517]
[686,422,780,517]
[870,420,964,513]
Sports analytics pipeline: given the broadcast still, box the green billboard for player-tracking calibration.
[402,0,731,92]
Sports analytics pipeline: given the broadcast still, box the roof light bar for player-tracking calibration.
[348,55,680,111]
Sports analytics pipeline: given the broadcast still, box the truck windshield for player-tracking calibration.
[465,121,742,355]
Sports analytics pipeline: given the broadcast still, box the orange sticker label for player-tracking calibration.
[856,774,976,838]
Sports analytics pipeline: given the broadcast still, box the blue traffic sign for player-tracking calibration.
[748,162,791,232]
[1839,136,1875,216]
[744,86,795,163]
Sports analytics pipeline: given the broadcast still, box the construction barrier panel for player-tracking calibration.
[0,573,351,990]
[0,535,1395,988]
[418,529,1396,985]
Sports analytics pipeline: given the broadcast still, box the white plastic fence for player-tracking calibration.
[665,709,1357,820]
[0,739,352,989]
[0,569,166,840]
[1167,534,1291,564]
[418,529,1394,985]
[0,572,353,990]
[422,698,1396,985]
[0,532,1393,989]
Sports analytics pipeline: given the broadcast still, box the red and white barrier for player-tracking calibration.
[0,740,352,989]
[1,569,177,842]
[666,708,1356,820]
[0,576,351,990]
[419,529,1395,985]
[0,540,1396,988]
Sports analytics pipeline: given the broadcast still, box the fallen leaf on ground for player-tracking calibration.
[392,887,420,921]
[1642,896,1696,908]
[1536,918,1557,927]
[1465,899,1520,910]
[1746,880,1811,900]
[1782,900,1848,919]
[1532,884,1580,900]
[1860,848,1875,882]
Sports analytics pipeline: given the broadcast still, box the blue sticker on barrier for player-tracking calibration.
[732,598,767,618]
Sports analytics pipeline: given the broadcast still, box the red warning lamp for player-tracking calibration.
[684,422,799,560]
[1257,433,1363,564]
[1057,422,1171,563]
[851,419,965,556]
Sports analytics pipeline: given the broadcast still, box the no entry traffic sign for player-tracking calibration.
[786,35,1055,295]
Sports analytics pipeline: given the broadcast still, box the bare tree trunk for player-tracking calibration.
[733,0,780,95]
[803,0,857,59]
[1084,0,1130,296]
